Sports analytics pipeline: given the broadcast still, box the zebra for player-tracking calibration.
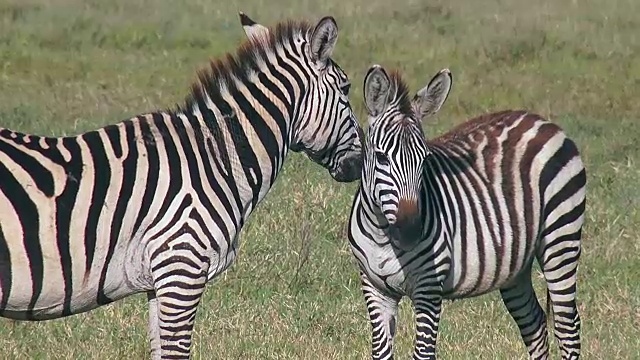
[348,65,585,359]
[0,13,363,359]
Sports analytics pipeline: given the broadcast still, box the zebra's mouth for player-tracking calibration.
[387,218,423,250]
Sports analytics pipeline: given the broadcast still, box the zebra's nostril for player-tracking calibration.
[396,199,418,222]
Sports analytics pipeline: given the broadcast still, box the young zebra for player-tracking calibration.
[348,65,585,359]
[0,14,363,359]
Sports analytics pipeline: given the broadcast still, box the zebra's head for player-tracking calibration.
[238,12,363,183]
[362,65,452,245]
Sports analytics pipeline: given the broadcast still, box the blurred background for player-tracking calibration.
[0,0,638,358]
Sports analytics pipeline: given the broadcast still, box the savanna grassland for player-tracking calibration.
[0,0,638,358]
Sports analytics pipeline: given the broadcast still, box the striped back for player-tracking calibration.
[360,66,451,246]
[237,14,362,182]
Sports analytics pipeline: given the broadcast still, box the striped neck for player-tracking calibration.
[189,81,294,224]
[171,20,314,226]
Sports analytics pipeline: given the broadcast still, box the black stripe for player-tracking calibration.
[244,76,288,181]
[82,130,111,291]
[183,111,236,244]
[218,97,262,212]
[0,130,55,197]
[11,132,71,169]
[146,113,183,231]
[199,101,244,224]
[275,53,306,122]
[104,125,124,159]
[257,72,290,134]
[132,117,160,235]
[263,60,295,120]
[499,119,535,283]
[0,223,12,311]
[98,120,138,304]
[544,171,586,221]
[189,209,218,253]
[539,138,579,195]
[0,161,42,319]
[542,200,586,239]
[428,149,467,292]
[172,113,232,243]
[234,85,281,179]
[148,194,193,247]
[56,137,83,316]
[478,137,508,285]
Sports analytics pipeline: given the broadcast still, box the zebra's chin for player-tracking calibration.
[329,154,363,182]
[387,220,424,251]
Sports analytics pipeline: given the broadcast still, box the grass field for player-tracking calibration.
[0,0,639,358]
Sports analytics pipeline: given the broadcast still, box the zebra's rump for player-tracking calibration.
[426,110,585,297]
[0,120,157,319]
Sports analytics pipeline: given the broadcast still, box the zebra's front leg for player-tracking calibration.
[361,272,401,360]
[147,291,162,360]
[411,284,443,360]
[149,244,210,359]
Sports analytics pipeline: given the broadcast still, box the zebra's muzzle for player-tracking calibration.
[388,199,423,250]
[388,219,423,250]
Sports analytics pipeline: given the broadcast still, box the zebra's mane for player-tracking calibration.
[387,70,414,118]
[178,19,313,112]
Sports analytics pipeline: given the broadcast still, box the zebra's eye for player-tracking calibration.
[374,151,389,166]
[340,83,351,96]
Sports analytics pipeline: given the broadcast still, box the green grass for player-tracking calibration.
[1,0,639,358]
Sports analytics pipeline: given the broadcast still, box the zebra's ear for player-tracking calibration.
[310,16,338,65]
[363,65,392,118]
[238,11,269,41]
[412,68,452,121]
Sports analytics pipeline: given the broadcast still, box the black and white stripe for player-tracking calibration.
[348,65,585,359]
[0,13,363,359]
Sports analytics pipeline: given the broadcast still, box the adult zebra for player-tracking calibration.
[348,65,585,359]
[0,13,363,359]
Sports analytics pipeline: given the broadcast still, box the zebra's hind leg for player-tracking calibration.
[147,291,161,360]
[538,230,582,359]
[499,270,550,360]
[150,252,209,359]
[361,272,400,360]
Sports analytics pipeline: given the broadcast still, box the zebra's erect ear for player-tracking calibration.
[363,65,392,118]
[310,16,338,65]
[412,68,452,121]
[238,11,269,41]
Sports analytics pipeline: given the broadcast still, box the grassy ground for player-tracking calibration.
[0,0,639,358]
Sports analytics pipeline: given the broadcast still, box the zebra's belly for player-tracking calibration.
[441,248,536,299]
[0,280,143,321]
[0,243,141,320]
[1,291,102,320]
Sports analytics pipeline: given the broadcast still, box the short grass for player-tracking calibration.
[0,0,639,358]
